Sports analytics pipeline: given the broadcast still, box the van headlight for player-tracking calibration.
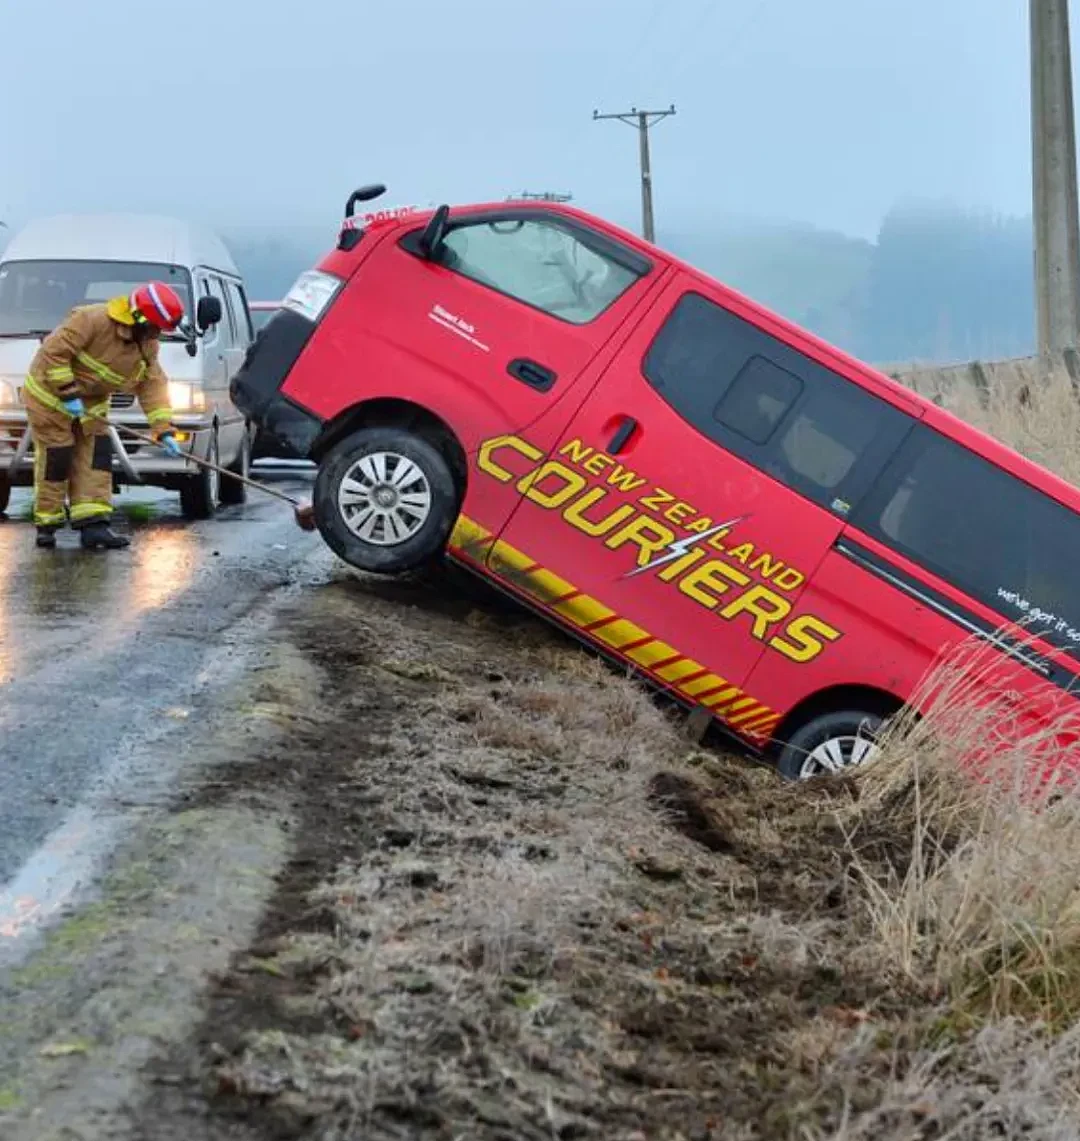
[168,381,206,412]
[0,379,20,409]
[283,270,343,322]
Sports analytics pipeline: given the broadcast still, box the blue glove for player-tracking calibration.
[62,397,85,417]
[159,432,182,458]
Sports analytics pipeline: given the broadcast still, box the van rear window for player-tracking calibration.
[852,425,1080,660]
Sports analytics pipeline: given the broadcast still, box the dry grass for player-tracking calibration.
[201,365,1080,1138]
[840,628,1080,1027]
[904,360,1080,485]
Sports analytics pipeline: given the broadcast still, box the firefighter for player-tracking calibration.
[24,281,185,550]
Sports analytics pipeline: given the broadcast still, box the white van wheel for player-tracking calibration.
[220,426,252,506]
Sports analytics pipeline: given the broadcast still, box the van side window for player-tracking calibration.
[715,355,803,444]
[852,425,1080,661]
[435,218,641,324]
[205,276,235,347]
[227,280,253,343]
[643,291,914,513]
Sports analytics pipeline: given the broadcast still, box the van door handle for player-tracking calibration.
[608,416,638,454]
[507,358,556,392]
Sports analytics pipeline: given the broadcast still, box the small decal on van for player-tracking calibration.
[428,304,490,353]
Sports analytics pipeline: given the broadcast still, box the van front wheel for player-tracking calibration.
[774,709,886,781]
[314,426,459,574]
[179,429,220,520]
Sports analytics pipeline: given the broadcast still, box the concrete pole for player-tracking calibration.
[638,111,655,243]
[1032,0,1080,362]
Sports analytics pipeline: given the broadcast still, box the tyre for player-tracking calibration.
[314,426,459,574]
[179,429,220,520]
[0,474,10,519]
[219,425,252,506]
[774,708,887,780]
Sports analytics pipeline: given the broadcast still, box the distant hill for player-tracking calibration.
[660,221,874,354]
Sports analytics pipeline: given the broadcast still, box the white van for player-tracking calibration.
[0,213,256,519]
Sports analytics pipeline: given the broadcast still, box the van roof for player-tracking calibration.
[0,213,240,276]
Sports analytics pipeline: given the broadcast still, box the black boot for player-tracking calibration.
[36,527,57,549]
[79,521,130,550]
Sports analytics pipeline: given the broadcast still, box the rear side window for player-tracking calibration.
[715,355,803,444]
[643,291,914,513]
[435,218,641,324]
[205,276,236,348]
[226,280,253,342]
[852,425,1080,660]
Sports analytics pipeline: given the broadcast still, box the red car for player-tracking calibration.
[232,186,1080,780]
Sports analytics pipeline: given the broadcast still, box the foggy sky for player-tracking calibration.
[0,1,1042,241]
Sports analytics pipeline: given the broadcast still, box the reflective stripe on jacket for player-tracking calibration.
[26,303,173,428]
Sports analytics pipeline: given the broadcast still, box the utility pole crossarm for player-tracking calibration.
[593,104,676,243]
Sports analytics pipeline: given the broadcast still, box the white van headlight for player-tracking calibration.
[168,381,206,412]
[0,379,20,409]
[283,270,343,323]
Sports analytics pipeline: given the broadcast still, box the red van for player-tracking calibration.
[232,186,1080,780]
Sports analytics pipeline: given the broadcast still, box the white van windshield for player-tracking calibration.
[0,259,193,339]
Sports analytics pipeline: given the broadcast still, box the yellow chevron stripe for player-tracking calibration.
[489,538,534,576]
[523,566,577,604]
[593,618,650,650]
[700,686,742,708]
[446,512,781,738]
[727,703,770,726]
[680,673,729,697]
[554,594,614,628]
[656,658,706,683]
[625,640,681,668]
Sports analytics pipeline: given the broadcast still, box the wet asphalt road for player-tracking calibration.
[0,464,323,894]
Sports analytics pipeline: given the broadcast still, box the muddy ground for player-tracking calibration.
[1,561,1052,1140]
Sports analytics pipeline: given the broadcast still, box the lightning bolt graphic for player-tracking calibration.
[621,515,748,579]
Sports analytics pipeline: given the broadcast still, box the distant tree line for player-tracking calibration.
[663,203,1036,366]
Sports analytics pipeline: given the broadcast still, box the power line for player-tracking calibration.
[592,105,676,242]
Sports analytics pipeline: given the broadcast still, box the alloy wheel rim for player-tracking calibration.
[799,731,881,778]
[338,451,433,546]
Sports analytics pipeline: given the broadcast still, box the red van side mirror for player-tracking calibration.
[418,205,450,260]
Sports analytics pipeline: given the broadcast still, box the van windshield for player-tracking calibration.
[0,259,193,339]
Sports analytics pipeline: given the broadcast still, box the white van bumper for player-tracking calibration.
[0,410,218,486]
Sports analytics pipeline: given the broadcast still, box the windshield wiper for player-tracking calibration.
[0,330,53,339]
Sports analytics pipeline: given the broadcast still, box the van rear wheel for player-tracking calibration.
[314,426,459,574]
[775,709,886,780]
[219,425,252,506]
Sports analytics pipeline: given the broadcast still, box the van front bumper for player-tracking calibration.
[0,413,219,486]
[231,307,324,459]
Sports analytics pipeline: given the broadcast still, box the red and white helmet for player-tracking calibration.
[129,281,185,330]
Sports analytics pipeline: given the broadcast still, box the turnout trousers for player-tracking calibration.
[25,393,114,529]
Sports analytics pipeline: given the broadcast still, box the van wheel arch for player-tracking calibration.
[766,684,907,759]
[312,399,467,496]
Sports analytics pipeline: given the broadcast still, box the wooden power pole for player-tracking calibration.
[593,105,676,242]
[1031,0,1080,362]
